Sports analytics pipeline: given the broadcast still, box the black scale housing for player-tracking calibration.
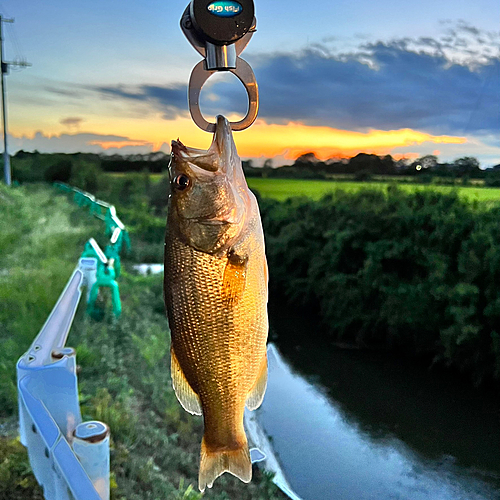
[189,0,255,45]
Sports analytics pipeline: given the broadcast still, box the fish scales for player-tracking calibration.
[164,116,268,491]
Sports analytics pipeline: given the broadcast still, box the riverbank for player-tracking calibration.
[90,174,500,385]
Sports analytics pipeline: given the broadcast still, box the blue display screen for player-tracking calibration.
[207,1,243,17]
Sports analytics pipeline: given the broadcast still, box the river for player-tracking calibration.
[135,264,500,499]
[255,305,500,500]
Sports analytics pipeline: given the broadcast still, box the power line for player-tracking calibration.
[7,22,24,63]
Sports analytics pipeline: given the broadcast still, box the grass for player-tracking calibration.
[0,183,285,500]
[104,172,500,204]
[246,177,500,204]
[0,184,102,415]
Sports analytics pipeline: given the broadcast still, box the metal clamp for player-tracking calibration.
[188,57,258,132]
[181,1,259,132]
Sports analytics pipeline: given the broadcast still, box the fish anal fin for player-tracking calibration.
[222,251,248,305]
[170,348,202,415]
[199,436,252,492]
[246,354,268,410]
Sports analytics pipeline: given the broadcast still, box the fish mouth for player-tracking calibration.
[170,116,234,174]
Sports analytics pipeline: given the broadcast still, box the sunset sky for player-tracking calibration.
[4,0,500,166]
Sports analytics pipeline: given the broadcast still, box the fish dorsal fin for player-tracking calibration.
[171,348,202,415]
[222,251,248,306]
[246,354,268,410]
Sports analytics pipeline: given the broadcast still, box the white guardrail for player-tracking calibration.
[17,262,110,500]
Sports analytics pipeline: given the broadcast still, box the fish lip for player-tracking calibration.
[171,138,217,171]
[214,115,231,155]
[171,140,188,158]
[170,116,233,174]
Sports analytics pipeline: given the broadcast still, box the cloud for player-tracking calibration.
[391,133,500,167]
[35,21,498,142]
[44,86,83,98]
[232,120,465,161]
[11,131,154,155]
[185,22,499,137]
[94,84,188,120]
[206,44,498,137]
[60,117,84,128]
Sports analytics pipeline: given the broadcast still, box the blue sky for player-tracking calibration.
[3,0,500,165]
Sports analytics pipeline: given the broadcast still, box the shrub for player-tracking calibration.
[260,187,500,383]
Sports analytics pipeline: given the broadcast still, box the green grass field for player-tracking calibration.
[246,178,500,203]
[104,172,500,204]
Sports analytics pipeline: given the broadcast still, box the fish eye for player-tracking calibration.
[173,174,191,191]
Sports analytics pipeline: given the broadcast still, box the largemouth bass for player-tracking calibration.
[164,115,268,491]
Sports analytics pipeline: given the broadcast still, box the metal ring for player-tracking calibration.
[188,57,259,132]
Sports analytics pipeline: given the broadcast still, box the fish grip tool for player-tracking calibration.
[181,0,258,132]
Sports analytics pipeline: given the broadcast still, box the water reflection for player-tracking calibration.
[255,312,500,500]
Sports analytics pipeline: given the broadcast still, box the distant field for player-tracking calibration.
[246,178,500,203]
[105,173,500,204]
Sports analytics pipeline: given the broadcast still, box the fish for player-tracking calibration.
[164,115,269,492]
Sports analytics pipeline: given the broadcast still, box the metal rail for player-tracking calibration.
[16,186,130,498]
[54,183,130,317]
[17,264,110,500]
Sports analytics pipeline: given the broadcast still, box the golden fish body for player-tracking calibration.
[164,116,268,491]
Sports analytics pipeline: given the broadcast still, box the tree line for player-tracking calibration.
[243,153,500,184]
[10,150,171,184]
[9,149,500,187]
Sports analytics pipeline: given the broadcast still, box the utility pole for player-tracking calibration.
[1,15,30,186]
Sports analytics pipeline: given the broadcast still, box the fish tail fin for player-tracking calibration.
[198,436,252,491]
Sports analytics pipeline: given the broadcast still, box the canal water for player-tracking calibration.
[134,265,500,499]
[256,306,500,500]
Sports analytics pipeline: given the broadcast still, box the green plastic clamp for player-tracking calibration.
[81,240,122,319]
[74,191,94,208]
[87,263,122,319]
[90,201,103,220]
[104,209,119,238]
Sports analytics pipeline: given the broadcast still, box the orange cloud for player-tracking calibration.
[230,120,466,160]
[11,114,467,160]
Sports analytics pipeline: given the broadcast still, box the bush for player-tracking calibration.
[260,187,500,384]
[354,169,372,182]
[44,159,72,183]
[484,171,500,187]
[69,158,103,192]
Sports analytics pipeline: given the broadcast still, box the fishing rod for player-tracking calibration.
[180,0,258,132]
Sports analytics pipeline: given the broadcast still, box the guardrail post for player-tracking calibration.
[79,257,98,302]
[73,421,110,500]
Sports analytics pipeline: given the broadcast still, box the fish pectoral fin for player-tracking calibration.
[246,354,268,410]
[199,437,252,492]
[170,348,202,416]
[222,251,248,305]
